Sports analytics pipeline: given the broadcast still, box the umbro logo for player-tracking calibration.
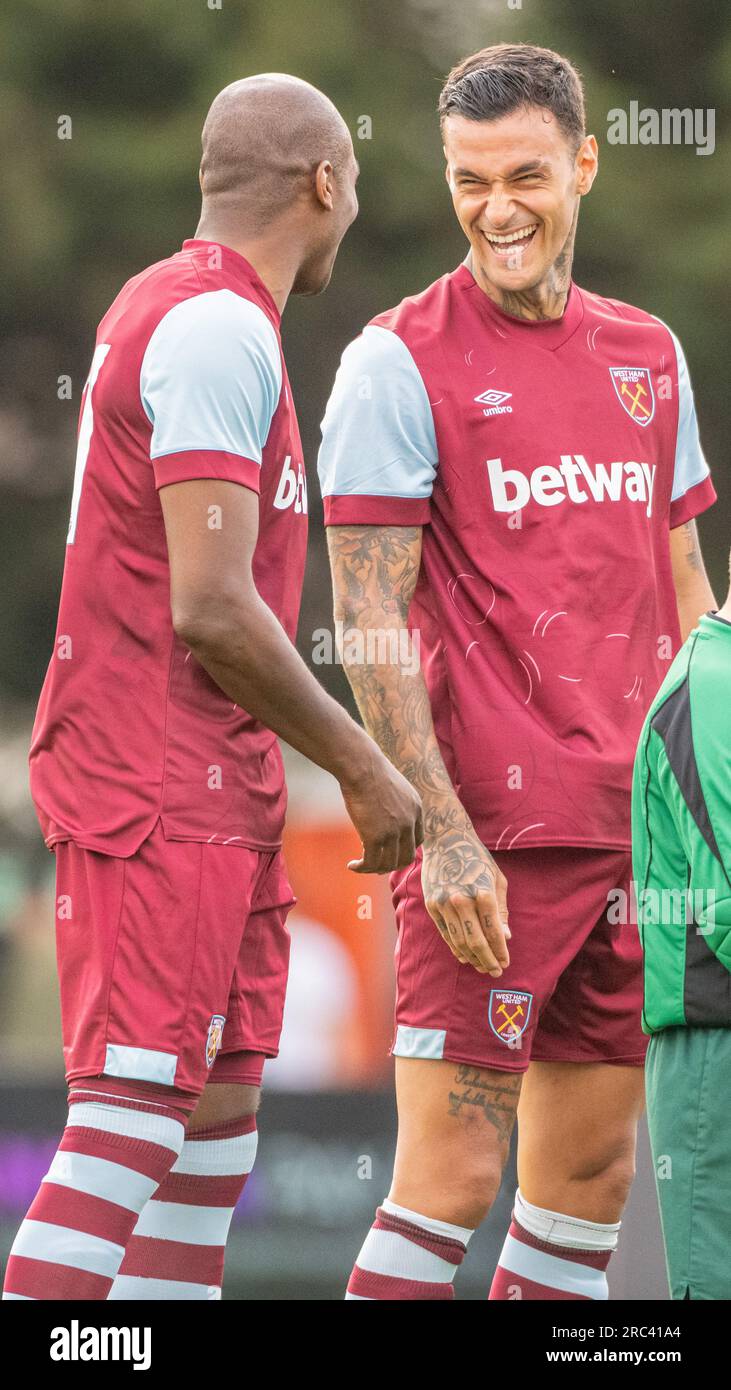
[474,388,513,417]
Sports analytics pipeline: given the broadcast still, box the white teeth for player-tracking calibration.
[486,225,538,246]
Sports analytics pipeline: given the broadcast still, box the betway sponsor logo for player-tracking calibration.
[487,453,657,518]
[273,454,308,513]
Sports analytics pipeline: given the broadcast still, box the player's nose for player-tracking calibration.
[482,189,515,230]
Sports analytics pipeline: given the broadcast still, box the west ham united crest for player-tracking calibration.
[206,1014,226,1068]
[489,989,533,1045]
[609,366,655,426]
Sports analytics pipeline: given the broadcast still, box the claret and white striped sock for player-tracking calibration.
[346,1198,473,1300]
[2,1088,186,1301]
[109,1113,258,1300]
[489,1188,620,1300]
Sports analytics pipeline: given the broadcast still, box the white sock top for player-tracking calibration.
[515,1187,621,1252]
[382,1197,474,1245]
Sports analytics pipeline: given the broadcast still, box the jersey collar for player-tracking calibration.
[181,239,281,327]
[456,263,584,350]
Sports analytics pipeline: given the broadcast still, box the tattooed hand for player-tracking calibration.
[422,806,510,976]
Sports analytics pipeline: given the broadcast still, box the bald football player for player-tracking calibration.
[5,75,421,1303]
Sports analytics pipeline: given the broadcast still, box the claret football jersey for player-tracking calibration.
[318,264,716,850]
[30,240,308,855]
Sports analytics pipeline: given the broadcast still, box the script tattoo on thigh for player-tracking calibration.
[448,1064,521,1143]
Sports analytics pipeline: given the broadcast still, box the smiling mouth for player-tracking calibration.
[483,224,539,258]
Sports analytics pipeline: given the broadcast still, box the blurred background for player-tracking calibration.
[0,0,728,1298]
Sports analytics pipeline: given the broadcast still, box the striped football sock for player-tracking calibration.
[2,1090,185,1300]
[346,1199,473,1300]
[488,1188,620,1300]
[109,1114,257,1300]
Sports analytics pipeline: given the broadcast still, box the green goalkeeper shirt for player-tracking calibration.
[632,611,731,1033]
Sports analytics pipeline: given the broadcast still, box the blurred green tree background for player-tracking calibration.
[0,0,728,713]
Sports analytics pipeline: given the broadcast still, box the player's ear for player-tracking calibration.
[576,135,598,196]
[198,166,204,193]
[314,159,335,211]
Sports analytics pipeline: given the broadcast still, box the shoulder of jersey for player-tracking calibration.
[369,265,465,332]
[103,245,277,345]
[578,284,673,336]
[111,249,203,307]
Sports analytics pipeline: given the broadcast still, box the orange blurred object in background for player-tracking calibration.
[282,815,396,1088]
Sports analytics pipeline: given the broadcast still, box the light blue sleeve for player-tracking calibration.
[140,289,282,463]
[666,328,710,503]
[317,325,438,503]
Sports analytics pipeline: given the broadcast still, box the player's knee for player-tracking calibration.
[598,1152,636,1209]
[188,1082,261,1132]
[407,1148,505,1229]
[567,1144,636,1210]
[448,1154,504,1227]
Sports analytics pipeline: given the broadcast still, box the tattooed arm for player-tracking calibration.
[670,519,717,643]
[327,523,510,976]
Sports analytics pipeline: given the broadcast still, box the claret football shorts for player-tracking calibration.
[391,845,646,1072]
[53,819,296,1095]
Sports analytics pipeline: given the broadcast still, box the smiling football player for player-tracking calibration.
[318,42,718,1301]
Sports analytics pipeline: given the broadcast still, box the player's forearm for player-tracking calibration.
[327,523,471,841]
[338,638,468,840]
[176,594,378,789]
[675,576,717,644]
[670,519,717,642]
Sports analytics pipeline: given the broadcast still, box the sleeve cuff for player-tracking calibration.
[153,450,261,493]
[670,473,717,528]
[323,494,431,525]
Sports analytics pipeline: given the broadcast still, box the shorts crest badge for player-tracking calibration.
[488,990,533,1046]
[206,1014,226,1068]
[609,367,655,426]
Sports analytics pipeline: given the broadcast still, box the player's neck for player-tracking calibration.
[193,220,296,314]
[716,590,731,624]
[467,249,573,322]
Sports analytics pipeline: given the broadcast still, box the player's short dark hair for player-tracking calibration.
[439,43,586,151]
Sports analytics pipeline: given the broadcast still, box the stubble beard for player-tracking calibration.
[469,202,579,323]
